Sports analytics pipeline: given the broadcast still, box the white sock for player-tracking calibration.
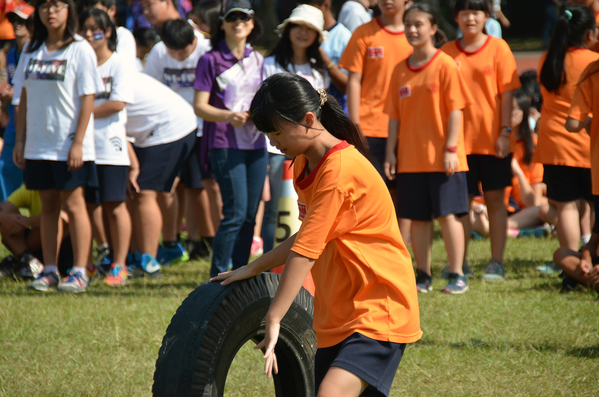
[44,265,58,275]
[73,267,89,281]
[581,234,591,245]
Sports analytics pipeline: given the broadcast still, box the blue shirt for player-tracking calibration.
[321,23,352,111]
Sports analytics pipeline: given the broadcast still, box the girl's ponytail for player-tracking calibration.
[540,4,595,93]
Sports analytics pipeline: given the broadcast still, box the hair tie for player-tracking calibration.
[564,10,573,21]
[317,89,327,106]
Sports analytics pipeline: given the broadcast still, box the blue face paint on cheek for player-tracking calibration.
[93,32,104,41]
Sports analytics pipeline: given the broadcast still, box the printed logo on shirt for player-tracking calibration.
[26,59,67,81]
[298,202,307,220]
[428,83,439,94]
[95,77,113,100]
[110,137,123,152]
[366,47,384,59]
[163,68,196,89]
[483,65,494,76]
[398,85,411,99]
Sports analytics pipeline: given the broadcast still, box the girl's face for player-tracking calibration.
[265,117,315,159]
[405,11,436,48]
[456,9,488,38]
[221,12,254,42]
[81,16,109,52]
[12,19,30,39]
[289,24,318,52]
[511,98,523,128]
[38,0,69,31]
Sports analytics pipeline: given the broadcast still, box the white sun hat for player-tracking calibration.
[276,4,328,44]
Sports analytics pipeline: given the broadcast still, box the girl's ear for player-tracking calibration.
[105,28,112,39]
[431,23,438,37]
[303,112,315,127]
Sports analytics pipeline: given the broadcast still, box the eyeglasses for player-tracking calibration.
[221,11,253,23]
[39,2,68,13]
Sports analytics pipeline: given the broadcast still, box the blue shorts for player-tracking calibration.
[543,165,592,203]
[315,333,406,397]
[366,137,396,190]
[23,160,98,191]
[85,165,128,204]
[134,130,195,192]
[396,172,469,221]
[180,136,210,189]
[466,154,512,196]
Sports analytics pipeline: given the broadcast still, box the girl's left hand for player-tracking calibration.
[67,142,83,171]
[443,151,459,176]
[253,318,280,379]
[495,134,510,158]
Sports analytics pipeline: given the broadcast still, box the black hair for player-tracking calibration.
[453,0,490,17]
[188,0,221,27]
[519,70,542,112]
[28,0,79,52]
[209,10,262,49]
[540,4,595,93]
[160,18,194,50]
[79,8,117,51]
[79,0,116,13]
[404,3,448,48]
[133,27,159,47]
[513,88,535,165]
[266,22,325,74]
[304,0,327,6]
[250,74,371,161]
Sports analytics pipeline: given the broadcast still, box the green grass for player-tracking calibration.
[1,234,598,396]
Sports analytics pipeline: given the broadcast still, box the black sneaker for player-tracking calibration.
[189,239,211,261]
[0,256,18,278]
[415,270,433,293]
[126,264,162,279]
[17,253,44,279]
[560,275,581,293]
[441,261,473,279]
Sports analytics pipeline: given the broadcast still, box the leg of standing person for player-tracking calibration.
[261,152,285,253]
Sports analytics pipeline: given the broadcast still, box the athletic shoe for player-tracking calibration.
[96,254,113,275]
[443,273,469,294]
[94,246,111,269]
[157,243,189,266]
[0,256,19,278]
[189,239,211,261]
[103,264,127,287]
[250,236,263,255]
[57,270,88,293]
[415,270,433,293]
[126,253,162,279]
[536,261,560,274]
[17,253,44,279]
[28,272,60,291]
[441,261,473,279]
[560,275,582,293]
[126,264,162,279]
[483,259,506,281]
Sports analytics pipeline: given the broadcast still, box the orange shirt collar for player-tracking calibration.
[296,141,350,189]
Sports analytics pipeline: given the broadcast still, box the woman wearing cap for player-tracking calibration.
[193,0,266,277]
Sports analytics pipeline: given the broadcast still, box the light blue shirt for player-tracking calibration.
[321,23,352,112]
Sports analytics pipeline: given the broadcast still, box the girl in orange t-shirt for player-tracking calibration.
[213,73,421,397]
[384,3,471,294]
[537,4,598,253]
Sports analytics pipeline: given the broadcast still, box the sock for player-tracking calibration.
[97,243,109,251]
[73,266,89,281]
[44,265,58,275]
[581,234,591,245]
[163,241,178,249]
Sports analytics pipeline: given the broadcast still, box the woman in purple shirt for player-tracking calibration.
[193,0,267,277]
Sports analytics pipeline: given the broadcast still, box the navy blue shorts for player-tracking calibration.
[466,154,512,196]
[180,136,209,189]
[396,172,469,221]
[315,333,406,397]
[85,165,128,204]
[366,137,397,190]
[543,165,592,203]
[134,130,195,192]
[24,160,98,191]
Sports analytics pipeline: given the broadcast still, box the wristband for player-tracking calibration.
[501,126,512,133]
[326,61,335,70]
[445,146,457,153]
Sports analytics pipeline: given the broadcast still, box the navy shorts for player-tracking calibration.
[180,136,209,189]
[543,165,592,203]
[466,154,512,196]
[24,160,98,191]
[396,172,469,221]
[366,137,397,190]
[85,165,128,204]
[134,130,196,192]
[315,333,406,397]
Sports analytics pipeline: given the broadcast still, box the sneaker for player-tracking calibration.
[94,246,111,269]
[250,236,263,255]
[189,239,211,261]
[536,261,560,274]
[17,253,44,279]
[560,275,582,293]
[126,264,162,279]
[441,261,473,279]
[96,254,113,275]
[28,272,60,291]
[0,256,19,278]
[483,259,505,282]
[415,270,433,293]
[443,273,469,294]
[103,264,127,287]
[157,243,189,266]
[57,270,88,293]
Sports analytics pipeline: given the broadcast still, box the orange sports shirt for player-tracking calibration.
[535,49,599,168]
[506,138,544,209]
[291,141,422,348]
[441,36,520,155]
[568,61,599,195]
[385,50,472,173]
[339,17,412,138]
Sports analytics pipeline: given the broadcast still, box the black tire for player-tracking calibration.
[153,272,316,397]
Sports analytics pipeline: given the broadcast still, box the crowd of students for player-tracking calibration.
[0,0,596,298]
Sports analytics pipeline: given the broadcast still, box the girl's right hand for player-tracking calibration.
[443,151,459,176]
[228,111,248,128]
[384,153,397,181]
[12,141,25,170]
[253,318,280,379]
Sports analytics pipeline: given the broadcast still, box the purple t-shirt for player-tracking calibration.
[194,40,265,152]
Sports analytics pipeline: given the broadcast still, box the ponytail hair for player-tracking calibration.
[540,3,595,93]
[404,3,448,48]
[513,88,535,165]
[250,74,370,160]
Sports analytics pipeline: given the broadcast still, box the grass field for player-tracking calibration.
[0,234,598,397]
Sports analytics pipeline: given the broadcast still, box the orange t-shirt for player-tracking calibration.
[339,17,412,138]
[506,138,544,209]
[291,141,422,348]
[568,61,599,194]
[441,36,520,155]
[385,50,472,173]
[535,49,599,168]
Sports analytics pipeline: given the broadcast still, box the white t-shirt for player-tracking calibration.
[262,56,329,154]
[12,36,104,161]
[94,53,133,166]
[126,73,197,148]
[338,1,372,33]
[116,27,137,71]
